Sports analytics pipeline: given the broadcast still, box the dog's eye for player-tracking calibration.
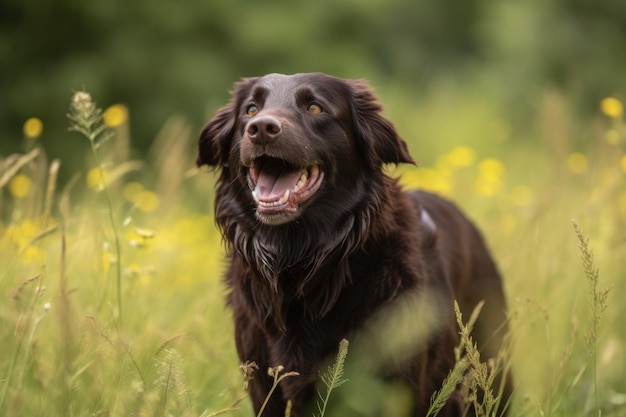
[246,105,259,117]
[307,103,323,114]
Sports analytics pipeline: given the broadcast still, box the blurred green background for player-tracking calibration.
[2,1,626,416]
[2,0,626,178]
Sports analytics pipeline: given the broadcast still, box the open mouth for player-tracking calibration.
[247,156,324,223]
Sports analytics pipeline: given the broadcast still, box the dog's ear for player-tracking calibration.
[348,80,415,167]
[196,104,236,167]
[196,78,257,167]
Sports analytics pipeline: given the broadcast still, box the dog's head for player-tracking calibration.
[197,73,414,226]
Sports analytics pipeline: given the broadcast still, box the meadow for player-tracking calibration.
[1,86,625,417]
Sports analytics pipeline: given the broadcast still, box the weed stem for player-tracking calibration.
[88,140,123,328]
[68,91,124,329]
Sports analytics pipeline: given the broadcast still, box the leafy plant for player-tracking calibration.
[315,338,349,417]
[67,92,124,328]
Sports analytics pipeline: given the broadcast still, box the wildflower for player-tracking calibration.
[473,176,502,197]
[6,218,51,263]
[86,167,109,191]
[23,117,43,138]
[567,152,588,174]
[71,91,96,115]
[22,246,45,264]
[128,239,144,248]
[401,167,452,196]
[434,155,455,178]
[135,227,156,239]
[268,365,285,377]
[4,219,37,249]
[240,361,259,390]
[474,158,505,197]
[122,182,160,212]
[103,104,129,127]
[478,158,505,180]
[135,190,160,212]
[68,89,123,327]
[123,181,144,202]
[101,250,111,272]
[9,174,33,198]
[93,243,114,272]
[125,227,156,249]
[600,97,623,119]
[125,263,141,277]
[447,146,476,168]
[68,91,110,145]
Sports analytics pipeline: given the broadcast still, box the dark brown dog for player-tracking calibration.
[197,73,512,416]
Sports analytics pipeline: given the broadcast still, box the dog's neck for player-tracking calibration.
[234,204,368,329]
[216,172,400,331]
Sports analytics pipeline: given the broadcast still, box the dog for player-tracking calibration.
[196,73,512,416]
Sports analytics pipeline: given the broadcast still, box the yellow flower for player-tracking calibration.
[101,250,111,272]
[478,158,505,180]
[620,154,626,173]
[567,152,588,174]
[135,227,156,239]
[473,176,503,197]
[123,181,144,202]
[86,167,110,190]
[400,168,451,196]
[103,104,129,127]
[21,246,45,264]
[122,182,160,212]
[135,190,160,212]
[474,159,505,197]
[9,174,33,199]
[434,155,454,178]
[23,117,43,138]
[4,219,36,249]
[600,97,623,119]
[447,146,476,168]
[3,219,49,265]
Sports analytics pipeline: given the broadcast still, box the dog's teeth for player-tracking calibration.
[256,189,290,208]
[293,169,309,192]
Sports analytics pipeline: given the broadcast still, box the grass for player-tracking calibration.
[67,91,124,329]
[1,87,625,417]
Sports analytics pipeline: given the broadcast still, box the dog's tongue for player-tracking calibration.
[255,164,301,200]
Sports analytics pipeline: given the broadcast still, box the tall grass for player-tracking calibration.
[573,220,613,417]
[1,88,625,416]
[67,91,124,328]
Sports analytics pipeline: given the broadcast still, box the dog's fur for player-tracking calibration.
[197,73,512,416]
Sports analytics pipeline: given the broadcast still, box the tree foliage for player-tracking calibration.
[1,0,625,176]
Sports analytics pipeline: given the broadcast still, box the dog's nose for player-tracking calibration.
[246,116,282,145]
